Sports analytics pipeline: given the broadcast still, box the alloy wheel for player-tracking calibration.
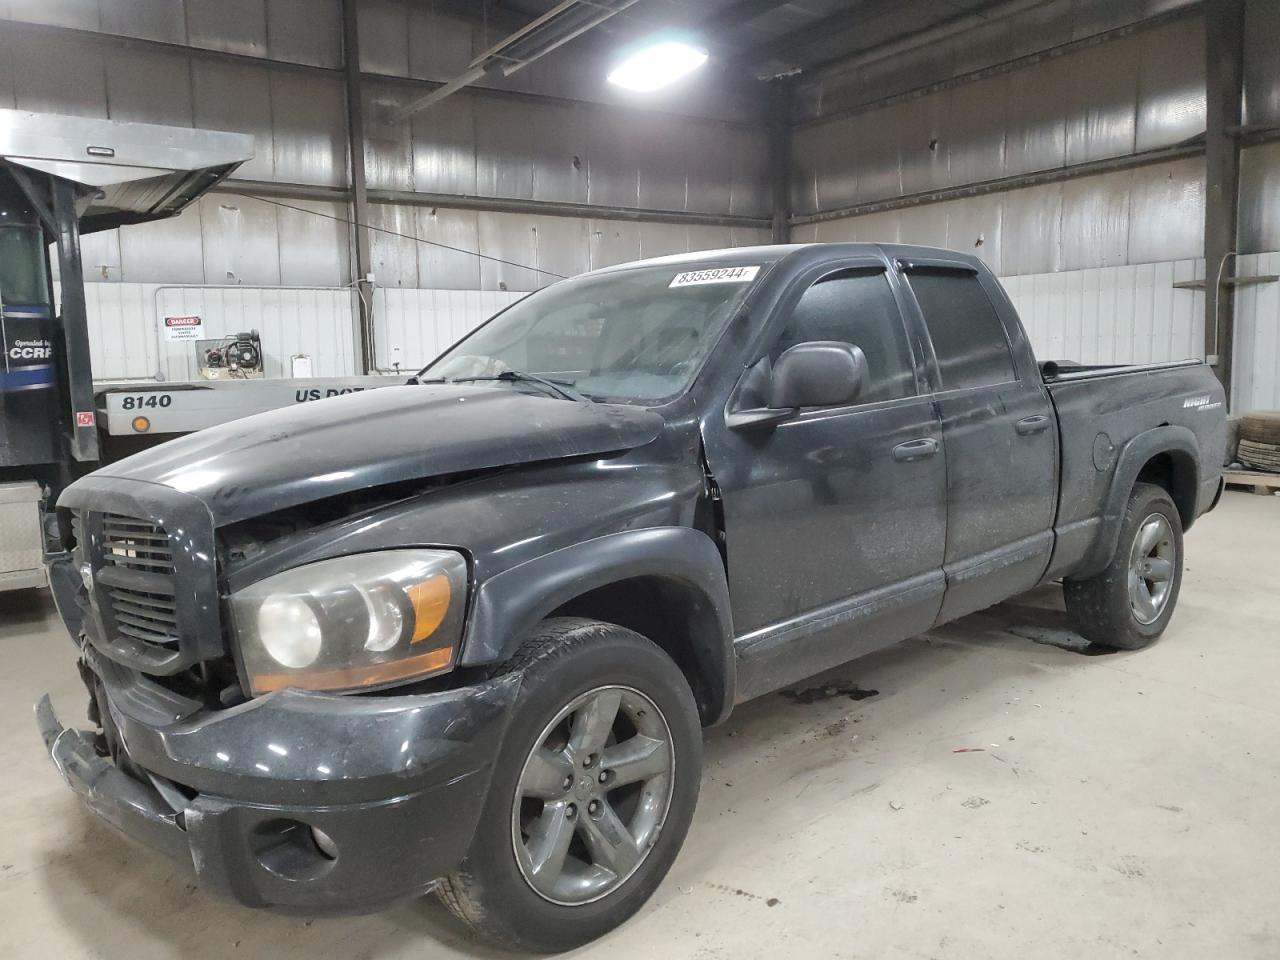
[1128,512,1176,625]
[511,685,675,906]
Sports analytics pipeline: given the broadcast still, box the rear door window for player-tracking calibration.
[906,269,1017,390]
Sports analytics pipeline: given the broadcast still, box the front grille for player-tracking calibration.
[65,478,225,683]
[93,513,185,669]
[107,584,180,647]
[101,514,176,574]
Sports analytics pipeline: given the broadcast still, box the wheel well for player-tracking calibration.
[548,576,725,726]
[1136,450,1198,529]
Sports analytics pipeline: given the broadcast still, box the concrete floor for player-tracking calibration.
[1,490,1277,959]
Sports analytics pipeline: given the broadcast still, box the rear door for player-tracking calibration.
[900,260,1058,622]
[707,259,948,698]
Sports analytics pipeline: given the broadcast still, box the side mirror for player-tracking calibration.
[726,341,867,430]
[772,341,867,409]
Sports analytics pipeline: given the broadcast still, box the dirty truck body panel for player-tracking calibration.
[38,242,1225,914]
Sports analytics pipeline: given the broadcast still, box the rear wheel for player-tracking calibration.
[438,618,701,953]
[1064,482,1184,650]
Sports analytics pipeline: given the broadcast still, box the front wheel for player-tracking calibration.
[1064,482,1184,650]
[438,618,702,953]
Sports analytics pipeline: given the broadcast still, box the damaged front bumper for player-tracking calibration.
[35,653,520,913]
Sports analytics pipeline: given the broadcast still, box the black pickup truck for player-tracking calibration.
[37,244,1226,952]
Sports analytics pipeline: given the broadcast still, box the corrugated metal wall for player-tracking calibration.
[791,1,1280,264]
[790,158,1208,277]
[791,15,1208,222]
[364,80,770,219]
[365,206,769,291]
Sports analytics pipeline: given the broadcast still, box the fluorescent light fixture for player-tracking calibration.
[608,41,708,92]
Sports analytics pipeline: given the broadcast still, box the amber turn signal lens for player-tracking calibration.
[408,573,451,643]
[132,416,151,433]
[251,645,454,694]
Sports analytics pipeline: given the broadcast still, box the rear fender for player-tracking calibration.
[1072,424,1200,579]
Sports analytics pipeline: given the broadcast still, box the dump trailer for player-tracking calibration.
[0,109,252,590]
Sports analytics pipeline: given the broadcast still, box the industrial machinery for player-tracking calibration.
[0,109,252,591]
[197,330,265,380]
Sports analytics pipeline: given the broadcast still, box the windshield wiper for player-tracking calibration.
[448,370,591,402]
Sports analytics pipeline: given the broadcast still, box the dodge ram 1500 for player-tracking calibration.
[37,244,1226,951]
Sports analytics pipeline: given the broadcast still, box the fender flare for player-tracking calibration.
[1074,424,1200,579]
[461,527,736,724]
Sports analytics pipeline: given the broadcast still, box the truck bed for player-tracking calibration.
[1043,358,1227,581]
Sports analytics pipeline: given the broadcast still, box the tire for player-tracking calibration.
[1238,439,1280,472]
[438,618,702,953]
[1064,482,1184,650]
[1238,411,1280,446]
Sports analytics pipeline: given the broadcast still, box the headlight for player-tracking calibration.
[229,550,468,696]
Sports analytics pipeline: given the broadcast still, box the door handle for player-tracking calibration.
[893,437,939,462]
[1015,415,1051,436]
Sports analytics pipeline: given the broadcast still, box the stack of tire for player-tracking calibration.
[1237,411,1280,473]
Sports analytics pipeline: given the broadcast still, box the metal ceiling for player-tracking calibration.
[448,0,1037,79]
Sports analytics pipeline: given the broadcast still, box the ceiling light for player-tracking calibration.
[608,41,708,92]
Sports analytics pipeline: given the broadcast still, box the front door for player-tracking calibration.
[706,261,948,699]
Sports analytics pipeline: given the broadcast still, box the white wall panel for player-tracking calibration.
[372,288,523,372]
[64,283,359,382]
[153,286,358,380]
[1232,253,1280,414]
[73,282,159,381]
[1000,259,1205,366]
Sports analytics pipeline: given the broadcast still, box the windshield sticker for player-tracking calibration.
[669,266,761,288]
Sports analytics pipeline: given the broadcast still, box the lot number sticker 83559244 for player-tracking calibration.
[669,266,761,288]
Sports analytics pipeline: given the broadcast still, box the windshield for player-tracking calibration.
[420,262,767,403]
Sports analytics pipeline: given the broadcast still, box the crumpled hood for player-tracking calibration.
[83,384,664,525]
